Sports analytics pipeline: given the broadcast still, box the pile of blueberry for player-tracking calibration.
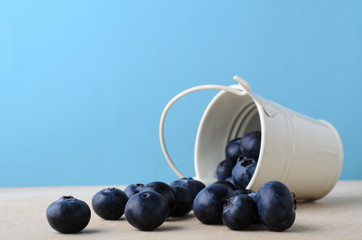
[216,131,261,188]
[193,180,296,231]
[46,179,296,233]
[46,178,206,233]
[46,131,296,233]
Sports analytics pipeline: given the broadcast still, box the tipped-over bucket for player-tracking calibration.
[159,76,343,200]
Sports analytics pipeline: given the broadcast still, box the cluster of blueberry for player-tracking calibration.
[216,131,261,188]
[123,179,205,230]
[46,178,205,233]
[46,130,296,233]
[207,131,296,230]
[193,180,296,231]
[46,179,296,233]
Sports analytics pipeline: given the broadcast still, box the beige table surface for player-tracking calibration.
[0,180,361,240]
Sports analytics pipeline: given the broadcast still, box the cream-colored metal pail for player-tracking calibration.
[160,76,343,200]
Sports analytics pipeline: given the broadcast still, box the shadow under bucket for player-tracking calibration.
[160,76,343,200]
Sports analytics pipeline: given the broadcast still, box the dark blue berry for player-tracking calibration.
[92,187,128,220]
[256,181,296,231]
[232,157,257,188]
[124,183,144,198]
[232,190,261,224]
[140,181,176,216]
[239,131,261,159]
[125,191,169,231]
[170,186,193,217]
[215,160,235,181]
[169,177,205,199]
[225,138,243,162]
[222,195,258,230]
[46,196,91,234]
[193,182,235,224]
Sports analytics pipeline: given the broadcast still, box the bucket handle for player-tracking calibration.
[159,76,251,178]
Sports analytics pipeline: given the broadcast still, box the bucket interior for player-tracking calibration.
[227,102,260,142]
[194,86,261,185]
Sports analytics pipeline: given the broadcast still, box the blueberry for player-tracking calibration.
[125,191,169,231]
[225,138,243,162]
[46,196,91,234]
[124,183,144,198]
[170,186,193,217]
[193,182,235,224]
[92,187,128,220]
[140,181,176,216]
[232,189,260,225]
[232,157,257,188]
[256,181,296,231]
[215,160,235,181]
[239,131,261,159]
[222,195,258,230]
[169,177,205,199]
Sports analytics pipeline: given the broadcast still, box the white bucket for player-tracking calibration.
[159,76,343,200]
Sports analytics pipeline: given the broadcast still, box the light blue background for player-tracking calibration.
[0,1,361,187]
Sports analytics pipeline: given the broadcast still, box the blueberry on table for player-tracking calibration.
[256,181,296,231]
[125,191,169,231]
[170,186,193,217]
[225,138,243,162]
[193,182,235,224]
[140,181,176,216]
[215,159,235,181]
[222,194,258,230]
[239,131,261,159]
[169,177,205,200]
[124,183,144,198]
[232,157,257,188]
[46,196,91,234]
[92,187,128,220]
